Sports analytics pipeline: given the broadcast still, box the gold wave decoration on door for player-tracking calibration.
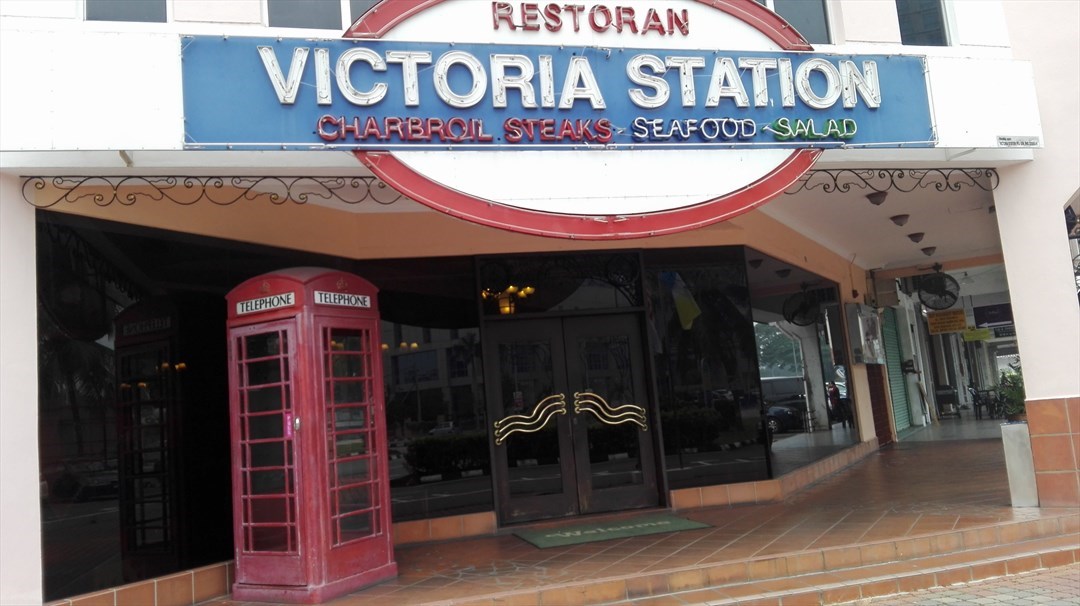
[493,393,567,445]
[573,392,648,430]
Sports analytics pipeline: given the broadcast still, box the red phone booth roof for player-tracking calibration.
[226,267,379,323]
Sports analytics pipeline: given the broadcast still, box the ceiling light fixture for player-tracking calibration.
[889,214,910,226]
[907,232,925,243]
[775,269,792,278]
[921,247,937,256]
[748,259,763,269]
[866,191,888,206]
[481,284,536,315]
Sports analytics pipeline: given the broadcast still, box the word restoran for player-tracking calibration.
[491,2,690,36]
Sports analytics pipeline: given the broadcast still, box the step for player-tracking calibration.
[624,533,1079,606]
[445,513,1079,606]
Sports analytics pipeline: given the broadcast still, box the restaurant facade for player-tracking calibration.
[1,1,1077,604]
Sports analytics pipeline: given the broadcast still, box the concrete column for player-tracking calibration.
[0,173,43,605]
[996,169,1080,507]
[997,0,1080,508]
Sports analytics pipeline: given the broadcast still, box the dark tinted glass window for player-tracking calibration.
[897,0,949,46]
[350,0,380,22]
[268,0,342,29]
[773,0,830,44]
[643,247,769,488]
[756,0,830,44]
[86,0,166,23]
[36,212,491,600]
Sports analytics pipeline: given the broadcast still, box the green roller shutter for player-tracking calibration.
[883,307,911,433]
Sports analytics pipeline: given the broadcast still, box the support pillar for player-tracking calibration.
[0,174,43,605]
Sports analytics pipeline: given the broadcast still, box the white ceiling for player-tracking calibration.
[761,174,1001,273]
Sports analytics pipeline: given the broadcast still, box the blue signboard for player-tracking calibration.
[181,35,933,151]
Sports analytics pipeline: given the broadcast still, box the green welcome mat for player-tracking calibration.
[515,514,710,549]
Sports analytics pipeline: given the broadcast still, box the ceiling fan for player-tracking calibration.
[782,285,822,326]
[917,263,961,310]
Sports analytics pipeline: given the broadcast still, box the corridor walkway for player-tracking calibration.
[180,425,1080,606]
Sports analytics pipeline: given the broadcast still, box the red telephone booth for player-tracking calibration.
[225,268,396,603]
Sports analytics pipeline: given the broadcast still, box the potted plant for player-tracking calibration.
[997,358,1036,506]
[999,359,1026,422]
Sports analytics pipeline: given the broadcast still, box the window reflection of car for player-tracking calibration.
[52,459,119,502]
[761,376,807,434]
[427,422,459,436]
[766,403,806,434]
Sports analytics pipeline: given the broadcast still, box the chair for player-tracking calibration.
[968,387,996,419]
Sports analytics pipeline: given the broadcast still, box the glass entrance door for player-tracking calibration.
[484,315,658,524]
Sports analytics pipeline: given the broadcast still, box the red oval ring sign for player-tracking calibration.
[349,0,821,239]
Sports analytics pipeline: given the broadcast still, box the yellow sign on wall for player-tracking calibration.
[962,328,993,341]
[927,309,968,334]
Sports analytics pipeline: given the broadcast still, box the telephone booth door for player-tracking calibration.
[229,320,307,587]
[226,268,396,603]
[316,317,391,581]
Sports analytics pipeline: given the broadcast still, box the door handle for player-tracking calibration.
[493,393,567,445]
[285,412,300,438]
[572,392,647,430]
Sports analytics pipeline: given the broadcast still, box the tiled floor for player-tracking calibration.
[850,562,1080,605]
[196,419,1078,606]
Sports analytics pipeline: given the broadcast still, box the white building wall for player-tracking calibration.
[0,29,184,151]
[0,174,43,606]
[173,0,263,24]
[994,0,1080,401]
[949,0,1010,47]
[829,0,902,44]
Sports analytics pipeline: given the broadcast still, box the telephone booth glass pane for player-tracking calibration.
[237,330,298,554]
[324,327,379,546]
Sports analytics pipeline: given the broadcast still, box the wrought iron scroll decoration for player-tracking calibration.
[21,176,404,208]
[493,394,567,445]
[573,392,648,431]
[784,168,999,195]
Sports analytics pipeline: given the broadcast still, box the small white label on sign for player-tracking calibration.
[236,292,295,315]
[996,135,1040,147]
[314,291,371,308]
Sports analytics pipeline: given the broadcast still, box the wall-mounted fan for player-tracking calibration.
[918,264,961,310]
[782,287,821,326]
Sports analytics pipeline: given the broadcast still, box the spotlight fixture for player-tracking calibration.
[775,268,792,278]
[866,191,888,206]
[907,232,925,243]
[889,214,910,226]
[921,247,937,256]
[748,258,763,269]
